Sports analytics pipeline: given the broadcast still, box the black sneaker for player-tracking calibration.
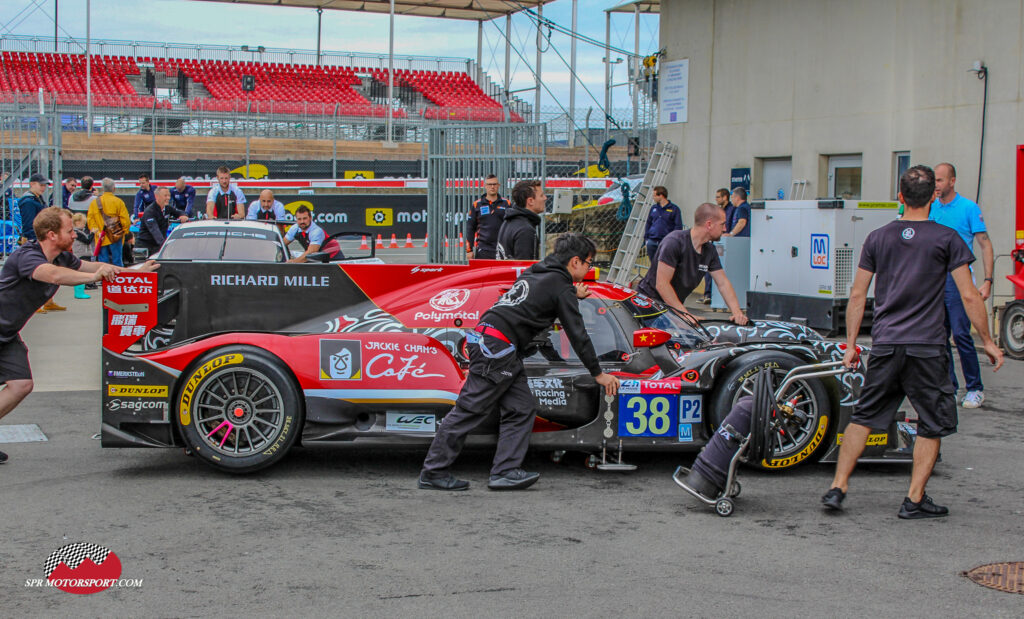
[898,494,948,519]
[821,487,845,511]
[488,468,540,490]
[0,450,7,464]
[417,473,469,491]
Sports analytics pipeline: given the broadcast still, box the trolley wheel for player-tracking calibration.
[729,481,741,498]
[585,454,600,470]
[715,498,735,517]
[549,450,566,464]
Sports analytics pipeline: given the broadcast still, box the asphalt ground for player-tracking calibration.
[2,282,1023,616]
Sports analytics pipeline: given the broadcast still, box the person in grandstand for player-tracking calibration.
[0,207,159,465]
[465,174,509,259]
[136,187,188,256]
[205,166,245,220]
[170,177,196,218]
[285,205,341,262]
[134,174,157,219]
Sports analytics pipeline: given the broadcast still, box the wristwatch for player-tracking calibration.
[984,277,994,283]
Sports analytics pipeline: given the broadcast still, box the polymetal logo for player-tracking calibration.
[429,288,471,312]
[27,543,142,594]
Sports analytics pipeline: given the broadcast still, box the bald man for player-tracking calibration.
[246,190,287,222]
[637,203,749,324]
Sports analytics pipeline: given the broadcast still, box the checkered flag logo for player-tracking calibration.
[44,543,112,577]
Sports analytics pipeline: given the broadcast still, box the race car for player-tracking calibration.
[100,260,914,473]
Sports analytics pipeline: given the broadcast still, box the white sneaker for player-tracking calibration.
[961,391,984,409]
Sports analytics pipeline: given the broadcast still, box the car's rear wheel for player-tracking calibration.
[1000,301,1024,360]
[175,347,303,473]
[709,351,832,470]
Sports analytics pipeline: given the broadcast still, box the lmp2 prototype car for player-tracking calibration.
[100,259,914,473]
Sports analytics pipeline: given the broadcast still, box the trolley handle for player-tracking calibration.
[772,360,848,402]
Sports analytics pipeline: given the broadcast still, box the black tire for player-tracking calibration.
[1000,301,1024,360]
[709,350,832,470]
[175,347,303,474]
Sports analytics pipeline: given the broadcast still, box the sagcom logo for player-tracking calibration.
[43,543,122,594]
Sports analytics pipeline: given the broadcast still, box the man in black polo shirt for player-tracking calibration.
[465,174,509,259]
[637,202,748,324]
[822,165,1002,519]
[0,207,158,464]
[136,186,188,256]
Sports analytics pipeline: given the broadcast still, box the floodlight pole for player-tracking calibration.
[316,7,323,66]
[86,0,91,137]
[569,0,577,147]
[476,20,483,85]
[534,4,543,124]
[504,13,511,123]
[633,5,639,138]
[54,0,58,51]
[604,10,611,143]
[385,0,395,146]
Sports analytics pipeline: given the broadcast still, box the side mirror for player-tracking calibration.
[133,247,150,260]
[632,328,671,348]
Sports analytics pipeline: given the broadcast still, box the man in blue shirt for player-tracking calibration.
[61,178,77,209]
[133,174,157,219]
[169,177,196,218]
[643,186,683,262]
[725,187,751,237]
[929,162,994,409]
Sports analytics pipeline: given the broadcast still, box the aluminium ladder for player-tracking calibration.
[605,140,678,286]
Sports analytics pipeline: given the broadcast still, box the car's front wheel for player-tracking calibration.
[1000,301,1024,360]
[709,350,832,470]
[175,347,303,474]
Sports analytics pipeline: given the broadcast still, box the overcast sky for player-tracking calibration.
[2,0,659,112]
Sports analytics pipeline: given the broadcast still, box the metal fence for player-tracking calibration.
[427,123,546,264]
[0,108,63,255]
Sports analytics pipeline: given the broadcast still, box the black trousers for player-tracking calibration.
[421,334,536,477]
[475,246,497,259]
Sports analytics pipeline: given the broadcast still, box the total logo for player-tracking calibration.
[429,288,471,312]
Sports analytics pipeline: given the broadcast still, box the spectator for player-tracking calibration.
[136,186,188,257]
[0,207,157,464]
[286,205,341,262]
[930,162,995,409]
[70,212,95,299]
[18,173,50,244]
[701,188,732,305]
[206,166,245,220]
[246,189,287,222]
[637,202,749,324]
[643,186,683,264]
[61,177,77,209]
[496,179,545,260]
[87,177,130,267]
[726,187,751,237]
[465,174,510,259]
[133,174,156,219]
[68,176,97,215]
[170,177,196,218]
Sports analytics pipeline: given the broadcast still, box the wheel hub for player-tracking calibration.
[225,398,253,424]
[1011,315,1024,341]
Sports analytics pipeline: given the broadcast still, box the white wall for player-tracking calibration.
[658,0,1023,299]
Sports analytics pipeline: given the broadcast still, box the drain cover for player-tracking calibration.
[0,424,48,443]
[963,562,1024,594]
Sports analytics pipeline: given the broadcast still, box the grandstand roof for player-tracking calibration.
[195,0,552,21]
[606,0,659,13]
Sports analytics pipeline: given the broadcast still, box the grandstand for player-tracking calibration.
[0,48,522,122]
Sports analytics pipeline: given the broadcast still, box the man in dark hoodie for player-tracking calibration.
[419,233,620,491]
[496,179,545,260]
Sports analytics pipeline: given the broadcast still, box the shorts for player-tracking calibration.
[0,336,32,383]
[851,344,957,438]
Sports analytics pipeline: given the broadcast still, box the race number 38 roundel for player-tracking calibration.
[616,379,701,440]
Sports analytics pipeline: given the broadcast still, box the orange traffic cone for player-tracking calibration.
[359,235,369,250]
[404,233,414,248]
[389,234,399,249]
[444,237,449,248]
[422,233,429,248]
[458,232,465,247]
[375,234,384,249]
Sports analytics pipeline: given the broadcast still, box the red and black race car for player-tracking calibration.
[100,260,914,473]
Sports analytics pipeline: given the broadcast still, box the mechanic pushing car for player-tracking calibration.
[286,205,341,263]
[821,165,1003,519]
[419,233,621,491]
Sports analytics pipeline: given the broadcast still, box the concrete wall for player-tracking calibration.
[658,0,1023,299]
